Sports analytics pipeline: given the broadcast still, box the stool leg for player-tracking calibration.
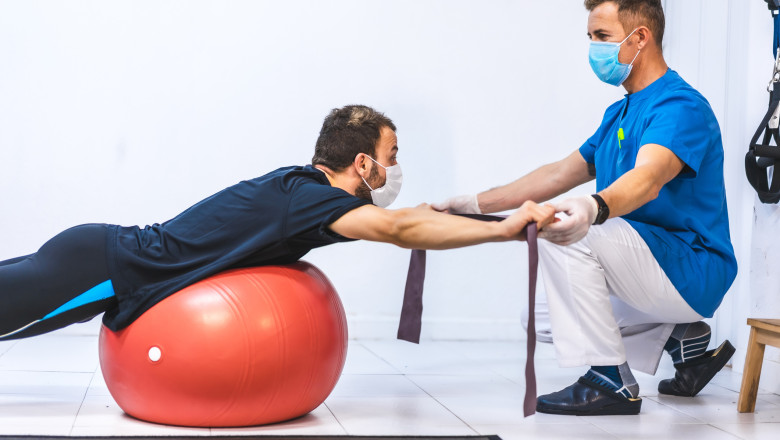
[738,327,766,413]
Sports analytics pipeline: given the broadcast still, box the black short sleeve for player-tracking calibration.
[105,165,369,330]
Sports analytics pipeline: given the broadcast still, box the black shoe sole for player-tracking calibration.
[536,376,642,416]
[537,398,642,416]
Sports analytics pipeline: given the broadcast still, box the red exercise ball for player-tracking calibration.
[98,262,348,427]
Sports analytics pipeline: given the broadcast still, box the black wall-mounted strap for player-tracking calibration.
[746,2,780,204]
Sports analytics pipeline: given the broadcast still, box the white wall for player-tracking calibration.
[0,0,618,340]
[6,0,775,366]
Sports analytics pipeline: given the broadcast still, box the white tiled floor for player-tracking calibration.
[1,321,780,439]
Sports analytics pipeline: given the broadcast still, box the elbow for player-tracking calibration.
[645,183,663,204]
[384,209,417,248]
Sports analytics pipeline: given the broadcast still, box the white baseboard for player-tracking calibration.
[345,315,526,341]
[759,359,780,394]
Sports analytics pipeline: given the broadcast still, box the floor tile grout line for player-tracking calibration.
[707,380,753,397]
[358,339,504,377]
[404,373,482,435]
[322,402,349,435]
[584,420,624,440]
[643,395,714,424]
[69,364,100,436]
[355,341,405,374]
[708,422,748,440]
[0,340,20,358]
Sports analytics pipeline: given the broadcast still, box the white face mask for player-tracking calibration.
[361,155,403,208]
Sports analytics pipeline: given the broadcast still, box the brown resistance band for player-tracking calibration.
[396,214,538,417]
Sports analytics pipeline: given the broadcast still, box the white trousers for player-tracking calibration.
[538,218,703,374]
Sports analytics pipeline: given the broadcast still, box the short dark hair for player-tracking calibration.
[311,105,396,172]
[584,0,665,47]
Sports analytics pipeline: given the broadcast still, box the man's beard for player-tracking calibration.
[355,164,384,202]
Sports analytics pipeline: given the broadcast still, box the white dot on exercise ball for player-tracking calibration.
[148,346,162,362]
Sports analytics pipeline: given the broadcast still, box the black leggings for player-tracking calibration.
[0,224,117,341]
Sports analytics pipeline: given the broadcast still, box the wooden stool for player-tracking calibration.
[738,318,780,413]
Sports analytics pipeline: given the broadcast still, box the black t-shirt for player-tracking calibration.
[102,165,370,330]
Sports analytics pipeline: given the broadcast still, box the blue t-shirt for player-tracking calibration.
[103,165,370,330]
[579,69,737,318]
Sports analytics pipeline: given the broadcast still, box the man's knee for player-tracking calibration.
[538,229,595,259]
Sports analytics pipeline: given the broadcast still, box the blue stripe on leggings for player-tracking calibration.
[42,280,115,320]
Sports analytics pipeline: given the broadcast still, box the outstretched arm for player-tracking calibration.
[477,150,594,214]
[329,201,555,250]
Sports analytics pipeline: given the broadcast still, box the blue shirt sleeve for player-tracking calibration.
[639,92,719,178]
[579,130,598,164]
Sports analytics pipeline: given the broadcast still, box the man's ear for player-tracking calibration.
[635,26,652,51]
[353,153,370,178]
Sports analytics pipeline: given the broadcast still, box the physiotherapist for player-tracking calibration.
[434,0,737,416]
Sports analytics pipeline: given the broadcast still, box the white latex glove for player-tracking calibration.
[430,194,482,214]
[539,195,598,245]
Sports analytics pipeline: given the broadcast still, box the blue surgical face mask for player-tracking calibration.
[588,28,641,87]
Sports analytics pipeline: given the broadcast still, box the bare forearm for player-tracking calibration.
[387,208,508,250]
[477,151,594,214]
[479,162,569,213]
[598,168,663,219]
[598,144,685,219]
[330,202,554,250]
